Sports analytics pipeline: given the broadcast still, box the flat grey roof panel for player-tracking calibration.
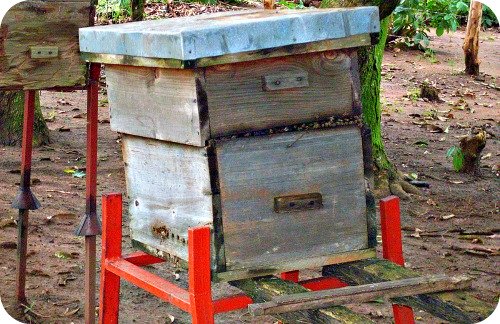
[79,7,379,61]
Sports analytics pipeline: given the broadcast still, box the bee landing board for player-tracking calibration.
[0,0,93,90]
[79,7,380,281]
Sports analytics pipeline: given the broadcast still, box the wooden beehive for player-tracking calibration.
[79,8,380,281]
[0,0,92,90]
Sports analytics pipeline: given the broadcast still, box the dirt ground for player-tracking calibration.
[1,22,499,324]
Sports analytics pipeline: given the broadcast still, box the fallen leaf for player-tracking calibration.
[441,214,455,220]
[55,251,78,260]
[0,218,16,229]
[450,180,464,184]
[58,275,77,286]
[28,269,50,277]
[57,99,71,106]
[73,113,86,119]
[426,198,437,206]
[437,116,448,122]
[0,241,17,249]
[444,126,450,134]
[166,313,175,323]
[47,213,78,221]
[62,307,80,317]
[411,228,423,238]
[481,153,492,160]
[426,124,444,133]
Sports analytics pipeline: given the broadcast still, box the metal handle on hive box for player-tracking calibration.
[262,71,309,91]
[274,193,323,213]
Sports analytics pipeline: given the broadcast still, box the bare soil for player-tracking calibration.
[1,25,498,324]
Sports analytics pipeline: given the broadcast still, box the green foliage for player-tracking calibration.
[456,0,499,28]
[392,0,466,49]
[446,145,464,172]
[277,0,305,9]
[96,0,132,22]
[393,0,499,49]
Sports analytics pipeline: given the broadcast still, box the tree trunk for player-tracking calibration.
[321,0,416,198]
[463,1,483,76]
[0,91,49,146]
[131,0,145,21]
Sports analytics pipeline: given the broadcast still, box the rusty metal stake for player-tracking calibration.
[75,63,102,324]
[11,90,41,305]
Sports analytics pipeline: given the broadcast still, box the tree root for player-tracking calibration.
[373,161,421,201]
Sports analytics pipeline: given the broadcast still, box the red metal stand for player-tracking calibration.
[100,194,415,322]
[99,193,252,323]
[11,64,102,324]
[380,196,416,324]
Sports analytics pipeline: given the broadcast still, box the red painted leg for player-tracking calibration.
[280,270,299,283]
[188,226,214,324]
[99,194,123,324]
[380,196,415,324]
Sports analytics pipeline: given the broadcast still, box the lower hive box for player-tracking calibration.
[123,125,376,281]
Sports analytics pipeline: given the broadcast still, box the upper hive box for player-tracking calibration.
[0,0,93,90]
[79,7,380,281]
[80,8,380,146]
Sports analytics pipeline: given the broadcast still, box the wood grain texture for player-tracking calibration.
[204,51,357,137]
[106,65,206,146]
[122,135,214,264]
[323,258,494,323]
[0,0,90,90]
[215,126,368,272]
[232,276,373,323]
[80,33,373,69]
[249,274,472,315]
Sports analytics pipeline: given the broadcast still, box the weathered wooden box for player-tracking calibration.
[0,0,92,90]
[80,8,380,281]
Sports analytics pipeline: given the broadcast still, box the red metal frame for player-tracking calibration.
[100,194,415,322]
[380,196,416,324]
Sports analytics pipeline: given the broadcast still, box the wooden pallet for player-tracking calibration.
[232,259,492,323]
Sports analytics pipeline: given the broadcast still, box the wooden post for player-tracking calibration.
[463,1,483,76]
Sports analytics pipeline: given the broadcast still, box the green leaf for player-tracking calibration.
[452,150,464,172]
[436,26,445,36]
[64,168,75,174]
[446,146,457,158]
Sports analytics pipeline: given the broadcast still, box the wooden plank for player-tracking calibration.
[122,135,214,264]
[205,51,357,137]
[0,0,90,90]
[249,274,472,316]
[323,258,495,323]
[106,65,206,146]
[232,276,374,323]
[80,33,373,68]
[215,127,369,273]
[214,249,375,282]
